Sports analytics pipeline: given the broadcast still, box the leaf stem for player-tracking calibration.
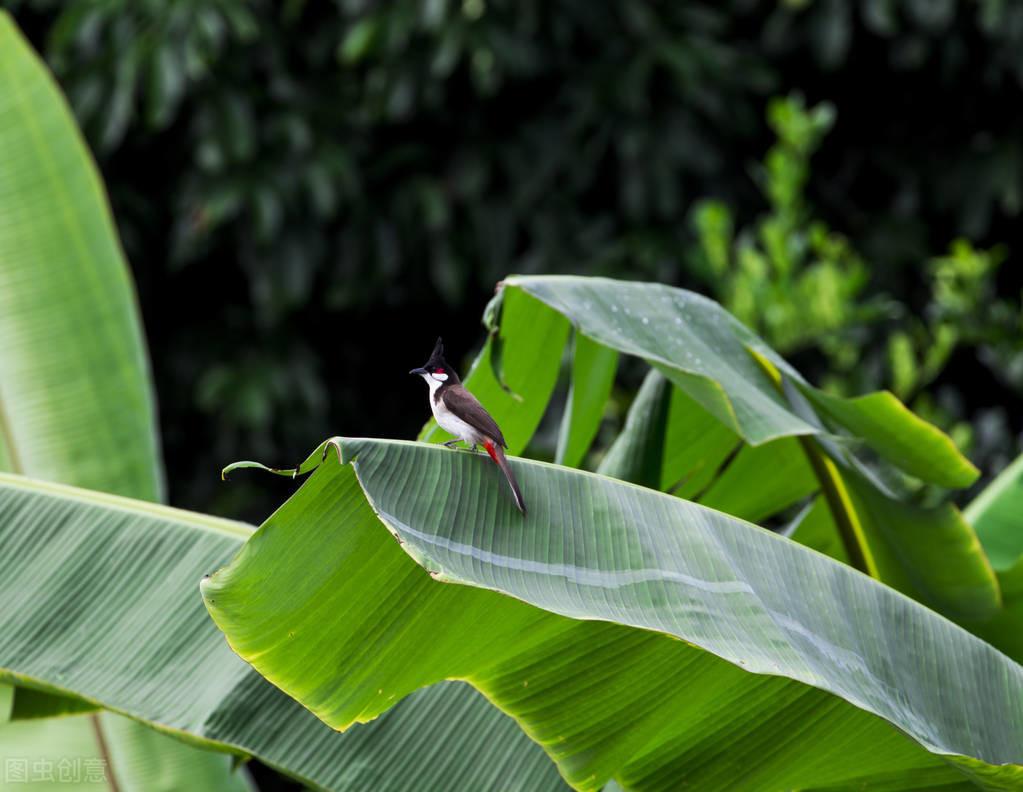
[796,436,876,576]
[747,347,875,576]
[90,714,122,792]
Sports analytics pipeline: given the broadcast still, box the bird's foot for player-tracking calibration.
[443,440,459,449]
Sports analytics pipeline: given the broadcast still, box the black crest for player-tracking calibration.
[427,337,445,368]
[417,336,460,383]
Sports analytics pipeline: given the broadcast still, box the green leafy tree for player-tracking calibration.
[690,95,1022,485]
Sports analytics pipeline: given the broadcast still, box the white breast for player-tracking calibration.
[421,376,479,444]
[433,394,481,444]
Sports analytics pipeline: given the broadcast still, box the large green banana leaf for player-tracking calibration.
[0,12,162,502]
[0,472,568,791]
[604,368,998,623]
[556,332,618,469]
[447,277,997,621]
[0,13,251,789]
[505,275,976,488]
[966,453,1023,571]
[961,453,1023,661]
[205,438,1023,791]
[0,714,259,792]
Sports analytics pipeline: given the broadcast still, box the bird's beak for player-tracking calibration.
[409,367,427,376]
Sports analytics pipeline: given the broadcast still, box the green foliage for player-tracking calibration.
[691,96,879,371]
[863,238,1021,472]
[892,240,1018,399]
[961,452,1023,674]
[207,275,1023,789]
[477,277,1000,625]
[0,472,566,791]
[3,252,1020,788]
[7,1,1023,515]
[689,95,1021,482]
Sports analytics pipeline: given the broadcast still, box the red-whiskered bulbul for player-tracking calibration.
[410,338,526,515]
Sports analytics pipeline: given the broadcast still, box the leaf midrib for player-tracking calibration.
[341,436,996,636]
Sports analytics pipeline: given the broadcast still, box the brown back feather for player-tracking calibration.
[440,385,507,448]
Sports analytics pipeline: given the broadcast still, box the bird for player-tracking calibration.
[410,337,527,515]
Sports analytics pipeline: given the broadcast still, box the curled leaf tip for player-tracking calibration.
[322,438,343,463]
[222,439,346,484]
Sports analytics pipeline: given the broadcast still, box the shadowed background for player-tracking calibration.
[9,0,1022,524]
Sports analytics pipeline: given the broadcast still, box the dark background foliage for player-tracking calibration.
[10,0,1023,519]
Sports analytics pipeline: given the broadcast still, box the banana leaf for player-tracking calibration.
[0,472,567,790]
[0,12,162,502]
[961,452,1023,661]
[205,438,1023,791]
[469,277,996,621]
[966,453,1023,572]
[556,332,619,468]
[501,276,976,488]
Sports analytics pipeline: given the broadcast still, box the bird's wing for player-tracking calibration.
[441,385,508,448]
